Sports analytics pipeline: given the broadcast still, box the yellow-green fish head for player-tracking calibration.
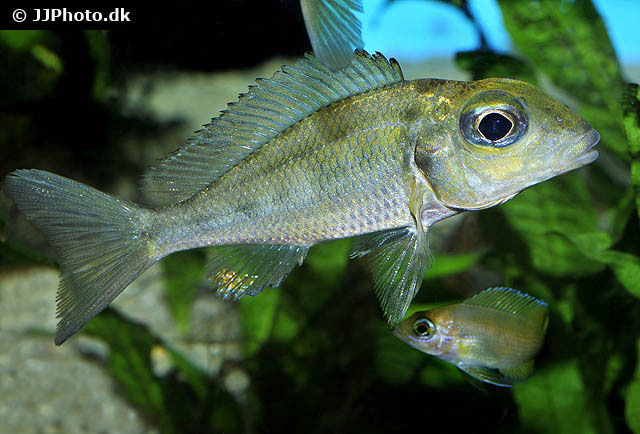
[414,78,600,210]
[393,309,457,359]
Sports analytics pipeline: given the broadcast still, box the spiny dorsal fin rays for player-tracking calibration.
[142,50,404,206]
[300,0,363,71]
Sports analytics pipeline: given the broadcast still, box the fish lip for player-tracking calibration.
[566,148,599,170]
[531,128,600,183]
[560,128,600,168]
[469,128,600,210]
[393,325,421,346]
[392,326,402,339]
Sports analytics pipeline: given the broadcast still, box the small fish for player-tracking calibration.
[300,0,363,71]
[394,288,549,387]
[3,50,598,344]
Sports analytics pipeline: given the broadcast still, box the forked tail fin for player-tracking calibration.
[4,169,156,344]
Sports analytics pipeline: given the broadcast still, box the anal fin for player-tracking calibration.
[207,244,309,300]
[500,360,535,383]
[459,365,513,388]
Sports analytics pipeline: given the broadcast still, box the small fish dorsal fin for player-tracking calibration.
[463,287,549,329]
[142,50,404,205]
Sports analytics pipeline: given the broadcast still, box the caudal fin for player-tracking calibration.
[4,169,155,344]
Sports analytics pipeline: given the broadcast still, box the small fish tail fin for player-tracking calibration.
[4,169,156,344]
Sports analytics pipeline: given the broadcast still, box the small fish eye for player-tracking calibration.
[412,318,434,338]
[477,112,513,141]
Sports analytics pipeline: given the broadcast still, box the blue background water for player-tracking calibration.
[362,0,640,64]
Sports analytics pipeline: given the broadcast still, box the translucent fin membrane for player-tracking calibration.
[300,0,363,71]
[351,226,432,325]
[459,365,513,388]
[464,287,549,328]
[142,50,403,206]
[207,244,309,300]
[4,169,153,344]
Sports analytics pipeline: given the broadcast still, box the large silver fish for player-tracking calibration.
[3,51,599,344]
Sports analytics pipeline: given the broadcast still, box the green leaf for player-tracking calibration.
[563,232,640,298]
[294,238,350,312]
[375,323,425,384]
[424,251,484,281]
[0,30,45,51]
[405,301,454,318]
[84,308,242,433]
[498,0,627,157]
[306,238,350,284]
[165,346,210,401]
[239,288,281,356]
[455,50,537,83]
[30,44,62,73]
[162,250,205,334]
[514,360,600,434]
[501,174,601,276]
[82,308,164,414]
[85,30,110,100]
[626,338,640,433]
[623,83,640,218]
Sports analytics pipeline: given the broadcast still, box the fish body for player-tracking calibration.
[394,288,549,387]
[3,51,598,344]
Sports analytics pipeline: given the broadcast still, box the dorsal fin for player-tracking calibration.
[464,287,549,328]
[300,0,363,71]
[142,50,404,205]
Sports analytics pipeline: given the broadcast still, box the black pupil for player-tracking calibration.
[478,113,512,141]
[416,323,430,335]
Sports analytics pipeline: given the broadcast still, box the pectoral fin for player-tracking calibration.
[350,175,435,325]
[207,244,309,300]
[350,226,430,325]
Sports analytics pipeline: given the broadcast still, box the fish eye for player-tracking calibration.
[412,318,435,338]
[478,112,512,141]
[459,90,528,149]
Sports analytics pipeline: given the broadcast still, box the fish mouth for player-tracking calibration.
[392,325,407,341]
[470,128,600,210]
[558,128,600,173]
[527,128,600,187]
[444,128,600,212]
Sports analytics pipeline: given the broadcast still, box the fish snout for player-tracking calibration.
[562,128,600,166]
[392,324,405,340]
